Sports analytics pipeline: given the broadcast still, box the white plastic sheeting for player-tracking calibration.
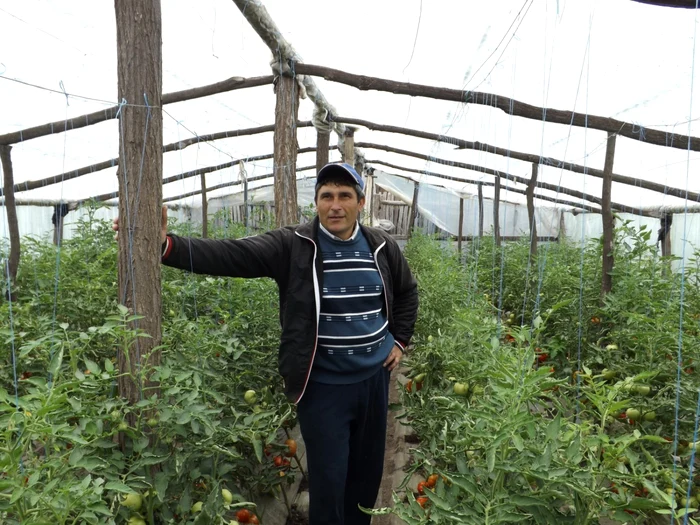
[374,170,561,238]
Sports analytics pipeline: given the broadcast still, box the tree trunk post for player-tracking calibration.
[273,71,300,227]
[0,145,19,294]
[527,163,538,257]
[457,197,464,255]
[316,129,330,174]
[478,183,484,238]
[559,209,567,242]
[493,176,501,248]
[52,205,65,246]
[200,174,208,238]
[601,133,617,298]
[343,127,355,165]
[114,0,163,419]
[407,181,419,241]
[240,161,249,231]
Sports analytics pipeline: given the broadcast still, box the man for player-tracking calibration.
[115,162,418,524]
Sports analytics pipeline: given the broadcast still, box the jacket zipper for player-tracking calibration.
[294,231,320,404]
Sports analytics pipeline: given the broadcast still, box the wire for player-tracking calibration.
[402,0,423,74]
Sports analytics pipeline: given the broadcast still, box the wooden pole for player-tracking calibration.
[457,197,464,254]
[407,182,419,240]
[114,0,163,419]
[493,176,501,247]
[661,213,673,257]
[316,130,330,174]
[559,210,567,242]
[294,63,700,152]
[273,73,300,227]
[0,145,20,293]
[343,127,355,164]
[601,134,617,298]
[527,163,538,257]
[201,174,208,238]
[0,75,273,147]
[52,204,65,246]
[478,184,484,238]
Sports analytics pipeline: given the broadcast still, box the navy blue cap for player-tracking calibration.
[317,162,365,191]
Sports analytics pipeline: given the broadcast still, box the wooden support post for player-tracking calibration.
[316,129,330,174]
[52,204,66,246]
[273,72,300,227]
[457,197,464,254]
[200,174,208,238]
[493,177,501,247]
[114,0,163,420]
[660,213,673,258]
[527,163,538,257]
[601,133,617,298]
[343,127,355,164]
[0,145,19,294]
[407,182,420,240]
[559,210,567,242]
[240,162,249,231]
[362,168,374,226]
[478,184,484,238]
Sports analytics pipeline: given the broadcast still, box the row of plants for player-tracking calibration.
[0,207,298,524]
[380,226,700,524]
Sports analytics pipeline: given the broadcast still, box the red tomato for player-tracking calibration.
[426,474,438,488]
[416,496,429,508]
[417,481,426,495]
[236,509,251,523]
[285,439,297,457]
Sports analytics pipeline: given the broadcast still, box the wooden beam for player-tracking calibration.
[273,73,300,227]
[162,165,316,203]
[527,163,538,257]
[371,164,598,213]
[0,145,20,292]
[298,63,700,152]
[0,75,273,146]
[363,154,656,217]
[201,174,208,238]
[81,146,335,206]
[601,134,617,298]
[333,116,689,202]
[631,0,699,7]
[0,121,313,198]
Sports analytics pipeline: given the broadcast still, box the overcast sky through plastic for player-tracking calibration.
[1,0,700,212]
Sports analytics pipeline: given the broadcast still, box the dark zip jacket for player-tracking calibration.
[162,217,418,403]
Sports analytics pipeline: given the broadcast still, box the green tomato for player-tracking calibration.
[244,390,257,405]
[453,383,469,396]
[413,373,427,383]
[118,421,129,432]
[128,518,146,525]
[222,488,233,504]
[121,493,143,511]
[643,411,656,421]
[635,385,651,396]
[147,418,158,427]
[601,368,616,380]
[626,408,641,421]
[191,501,203,513]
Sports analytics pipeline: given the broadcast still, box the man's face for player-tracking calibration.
[316,182,365,240]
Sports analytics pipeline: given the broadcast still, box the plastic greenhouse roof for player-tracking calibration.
[1,0,700,213]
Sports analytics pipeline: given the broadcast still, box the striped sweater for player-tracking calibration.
[310,225,395,384]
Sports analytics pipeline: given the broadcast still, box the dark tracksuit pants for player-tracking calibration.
[297,366,390,525]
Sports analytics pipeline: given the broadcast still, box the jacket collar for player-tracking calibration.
[296,216,384,251]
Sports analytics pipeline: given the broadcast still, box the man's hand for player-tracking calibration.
[112,205,168,245]
[383,344,403,372]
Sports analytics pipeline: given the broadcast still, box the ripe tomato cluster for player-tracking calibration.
[236,508,260,524]
[414,473,439,508]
